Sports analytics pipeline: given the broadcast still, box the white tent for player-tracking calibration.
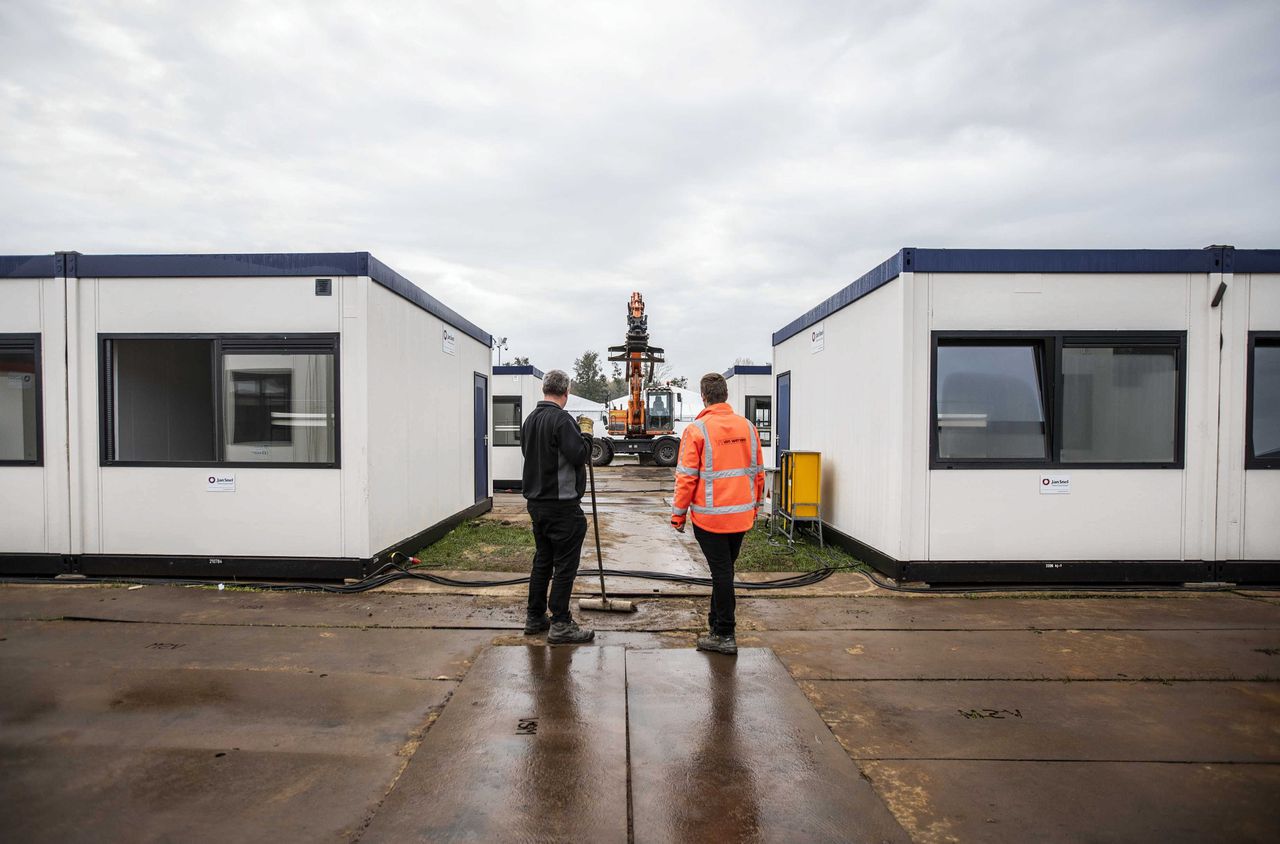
[565,393,607,416]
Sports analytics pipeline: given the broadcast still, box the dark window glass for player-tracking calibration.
[230,372,293,445]
[104,336,337,466]
[936,344,1048,460]
[1252,340,1280,463]
[0,341,39,463]
[222,351,334,464]
[746,395,772,446]
[1061,345,1178,463]
[647,391,673,431]
[109,339,216,462]
[493,396,521,446]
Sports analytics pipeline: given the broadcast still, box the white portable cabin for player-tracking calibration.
[491,364,545,491]
[0,251,493,579]
[772,247,1280,584]
[723,364,774,466]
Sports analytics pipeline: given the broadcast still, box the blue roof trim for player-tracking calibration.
[494,364,544,378]
[772,250,905,346]
[1236,250,1280,273]
[910,248,1220,274]
[771,246,1272,347]
[3,251,492,347]
[0,255,58,278]
[722,364,772,378]
[77,252,366,279]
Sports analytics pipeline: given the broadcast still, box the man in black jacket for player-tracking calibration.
[520,369,595,644]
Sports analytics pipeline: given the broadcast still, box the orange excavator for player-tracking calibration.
[589,292,681,467]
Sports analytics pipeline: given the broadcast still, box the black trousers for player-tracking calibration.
[693,524,746,636]
[527,499,588,623]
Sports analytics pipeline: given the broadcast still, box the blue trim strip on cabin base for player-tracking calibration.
[493,365,545,378]
[0,251,493,347]
[722,364,772,378]
[772,246,1280,347]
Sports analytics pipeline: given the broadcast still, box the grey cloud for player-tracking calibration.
[2,0,1277,380]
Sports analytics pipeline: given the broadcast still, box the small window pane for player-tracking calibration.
[746,395,771,446]
[936,344,1047,460]
[647,391,673,431]
[493,396,521,446]
[1253,342,1280,461]
[111,340,216,462]
[1061,346,1177,463]
[0,345,38,462]
[223,352,334,463]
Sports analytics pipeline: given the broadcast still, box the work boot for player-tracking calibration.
[547,620,595,645]
[696,633,738,656]
[523,614,550,635]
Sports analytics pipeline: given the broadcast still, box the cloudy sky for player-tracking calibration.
[2,1,1278,382]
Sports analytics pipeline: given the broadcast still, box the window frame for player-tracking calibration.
[99,333,340,469]
[492,395,522,447]
[0,333,43,467]
[930,330,1186,470]
[1246,331,1280,470]
[745,394,772,446]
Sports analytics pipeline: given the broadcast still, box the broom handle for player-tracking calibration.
[587,457,608,599]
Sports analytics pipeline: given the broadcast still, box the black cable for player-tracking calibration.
[5,558,1275,596]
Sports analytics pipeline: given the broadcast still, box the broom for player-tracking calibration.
[576,419,636,613]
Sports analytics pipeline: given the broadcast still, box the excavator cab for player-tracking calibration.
[645,387,675,434]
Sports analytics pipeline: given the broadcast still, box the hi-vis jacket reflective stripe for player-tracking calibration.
[671,402,765,534]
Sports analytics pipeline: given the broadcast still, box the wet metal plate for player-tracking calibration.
[361,645,628,844]
[859,759,1280,843]
[0,619,490,679]
[756,629,1280,680]
[737,594,1280,631]
[0,663,452,755]
[801,679,1280,762]
[626,647,909,843]
[0,745,402,843]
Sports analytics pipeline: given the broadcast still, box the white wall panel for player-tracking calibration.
[94,277,342,333]
[929,273,1190,331]
[73,277,351,559]
[927,271,1214,563]
[1243,472,1280,559]
[0,277,70,554]
[97,467,343,556]
[929,470,1183,560]
[774,280,907,558]
[1248,274,1280,331]
[365,281,490,556]
[0,468,50,553]
[725,372,774,465]
[1242,273,1280,559]
[0,279,43,331]
[491,372,543,484]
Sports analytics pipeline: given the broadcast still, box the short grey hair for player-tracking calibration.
[543,369,570,397]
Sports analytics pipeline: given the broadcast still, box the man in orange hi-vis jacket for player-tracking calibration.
[671,372,765,655]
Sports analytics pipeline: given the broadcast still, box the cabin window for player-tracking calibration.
[493,396,522,446]
[0,335,41,464]
[1249,334,1280,469]
[932,332,1184,469]
[1060,343,1178,464]
[935,341,1049,462]
[102,335,338,467]
[745,395,772,446]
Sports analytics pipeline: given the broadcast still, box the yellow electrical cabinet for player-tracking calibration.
[781,451,821,519]
[771,450,824,547]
